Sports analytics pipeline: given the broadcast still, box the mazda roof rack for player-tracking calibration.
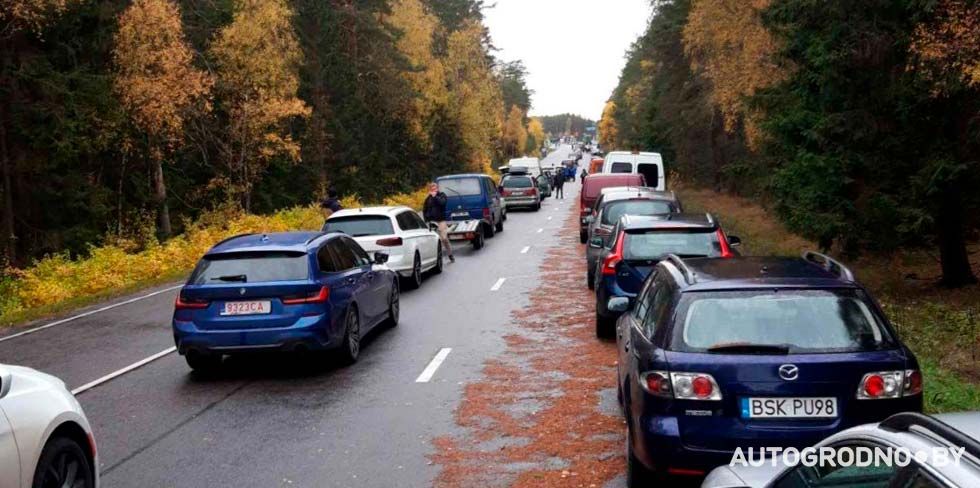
[880,412,980,462]
[664,254,697,285]
[803,251,855,282]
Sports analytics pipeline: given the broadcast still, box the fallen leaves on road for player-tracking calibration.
[431,208,625,487]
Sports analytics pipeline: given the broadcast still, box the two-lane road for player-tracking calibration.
[0,146,584,487]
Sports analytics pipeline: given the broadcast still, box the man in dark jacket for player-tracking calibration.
[423,182,454,263]
[320,187,342,218]
[553,170,565,199]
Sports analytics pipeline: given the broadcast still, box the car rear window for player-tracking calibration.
[602,200,674,225]
[323,215,394,237]
[439,178,482,196]
[610,162,632,173]
[672,289,894,353]
[502,176,533,188]
[190,252,309,284]
[623,229,722,260]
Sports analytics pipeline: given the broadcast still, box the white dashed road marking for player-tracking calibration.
[490,278,506,291]
[415,348,452,383]
[520,246,530,254]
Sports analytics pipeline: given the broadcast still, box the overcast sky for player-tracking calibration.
[483,0,652,121]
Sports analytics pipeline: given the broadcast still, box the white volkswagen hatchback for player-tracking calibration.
[0,364,98,488]
[324,206,442,289]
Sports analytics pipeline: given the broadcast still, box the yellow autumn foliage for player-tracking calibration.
[598,100,619,148]
[0,188,429,321]
[386,0,447,144]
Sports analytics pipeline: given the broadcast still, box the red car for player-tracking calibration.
[579,173,646,242]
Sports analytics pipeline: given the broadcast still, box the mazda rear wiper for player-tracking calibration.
[706,343,791,355]
[212,274,247,282]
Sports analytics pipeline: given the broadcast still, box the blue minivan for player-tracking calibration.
[612,253,923,486]
[436,174,505,238]
[172,232,399,371]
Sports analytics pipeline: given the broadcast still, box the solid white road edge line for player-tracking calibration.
[415,348,452,383]
[490,278,506,291]
[520,246,530,254]
[71,346,177,395]
[0,284,184,344]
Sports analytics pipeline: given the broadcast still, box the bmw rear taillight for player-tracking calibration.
[601,233,625,276]
[640,371,672,397]
[482,207,491,220]
[175,294,209,310]
[376,237,403,247]
[856,369,922,399]
[282,286,330,305]
[670,372,722,400]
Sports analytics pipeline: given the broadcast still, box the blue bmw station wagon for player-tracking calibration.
[172,232,399,371]
[612,253,923,486]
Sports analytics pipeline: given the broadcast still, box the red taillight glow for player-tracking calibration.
[864,374,885,397]
[692,376,714,399]
[502,189,512,196]
[282,286,330,305]
[667,468,705,477]
[717,229,734,258]
[641,371,672,397]
[482,207,491,219]
[904,369,923,396]
[376,237,403,247]
[601,232,625,276]
[175,294,209,310]
[857,371,904,399]
[670,372,723,400]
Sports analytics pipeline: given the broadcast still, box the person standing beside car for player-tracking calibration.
[553,169,565,199]
[320,187,343,219]
[423,182,455,263]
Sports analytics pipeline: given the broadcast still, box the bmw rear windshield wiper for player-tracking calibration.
[211,274,247,282]
[706,343,791,355]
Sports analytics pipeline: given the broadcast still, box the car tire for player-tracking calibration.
[185,351,222,373]
[587,266,595,290]
[626,421,657,488]
[596,313,616,339]
[472,228,485,250]
[579,230,588,244]
[534,201,541,211]
[501,209,507,221]
[337,306,360,365]
[403,254,423,290]
[485,221,496,238]
[32,436,95,488]
[432,246,443,275]
[384,281,400,328]
[495,218,504,233]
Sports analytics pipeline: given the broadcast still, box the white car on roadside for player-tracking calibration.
[323,206,442,289]
[0,364,98,488]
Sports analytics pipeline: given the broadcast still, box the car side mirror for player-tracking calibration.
[728,235,742,247]
[373,252,389,265]
[0,368,12,399]
[589,237,603,248]
[607,297,630,313]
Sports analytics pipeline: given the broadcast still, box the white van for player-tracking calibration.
[600,151,665,191]
[508,157,542,178]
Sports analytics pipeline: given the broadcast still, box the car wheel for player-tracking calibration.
[501,209,507,221]
[626,421,657,487]
[472,228,485,250]
[534,201,541,211]
[338,306,360,364]
[432,246,443,275]
[495,218,503,233]
[185,351,222,373]
[596,314,616,339]
[579,230,588,244]
[485,221,496,238]
[403,254,423,290]
[587,266,595,290]
[32,436,95,488]
[384,281,400,327]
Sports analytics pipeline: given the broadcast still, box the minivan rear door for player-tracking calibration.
[439,177,485,220]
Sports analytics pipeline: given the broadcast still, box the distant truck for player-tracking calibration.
[601,151,665,191]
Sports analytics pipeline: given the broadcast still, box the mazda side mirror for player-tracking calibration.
[374,252,389,265]
[589,237,603,248]
[728,235,742,247]
[607,297,630,313]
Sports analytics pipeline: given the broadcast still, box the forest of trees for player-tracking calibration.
[536,113,594,138]
[601,0,980,287]
[0,0,538,266]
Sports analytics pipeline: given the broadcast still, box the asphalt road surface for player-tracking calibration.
[0,145,588,487]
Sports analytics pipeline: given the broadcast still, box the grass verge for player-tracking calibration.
[680,185,980,413]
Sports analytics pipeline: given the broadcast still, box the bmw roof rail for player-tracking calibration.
[880,412,980,462]
[664,254,697,285]
[211,232,255,248]
[803,251,855,282]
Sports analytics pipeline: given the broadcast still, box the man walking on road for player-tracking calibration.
[423,182,455,263]
[553,170,565,199]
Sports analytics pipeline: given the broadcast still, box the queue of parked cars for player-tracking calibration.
[575,148,980,488]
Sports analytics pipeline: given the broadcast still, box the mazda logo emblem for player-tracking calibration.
[778,364,799,381]
[239,288,246,296]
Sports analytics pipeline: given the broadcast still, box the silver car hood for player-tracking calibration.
[702,463,784,488]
